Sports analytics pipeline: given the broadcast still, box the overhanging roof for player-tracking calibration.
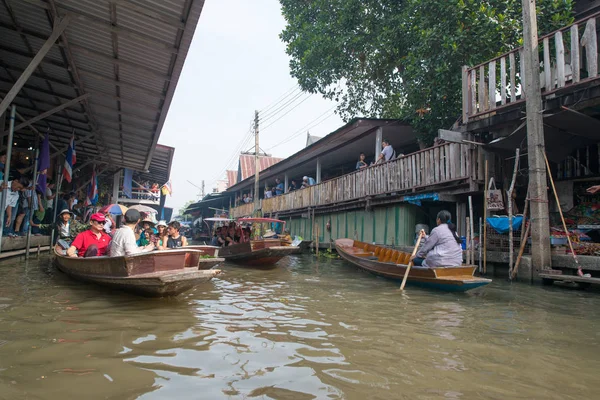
[138,143,174,184]
[227,118,417,192]
[0,0,204,174]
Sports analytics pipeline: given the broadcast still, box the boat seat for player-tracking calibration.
[374,247,382,257]
[380,249,392,262]
[398,253,410,265]
[390,250,401,264]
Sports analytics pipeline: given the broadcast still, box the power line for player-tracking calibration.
[259,85,301,115]
[259,90,307,123]
[208,122,255,184]
[260,94,314,132]
[267,107,336,151]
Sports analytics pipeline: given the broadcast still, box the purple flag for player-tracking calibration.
[36,132,50,194]
[123,168,133,198]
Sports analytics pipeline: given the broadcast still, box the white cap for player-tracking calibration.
[303,176,308,180]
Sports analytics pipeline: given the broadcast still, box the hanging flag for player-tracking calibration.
[36,132,50,194]
[161,180,172,196]
[63,135,76,183]
[123,168,133,198]
[85,169,98,206]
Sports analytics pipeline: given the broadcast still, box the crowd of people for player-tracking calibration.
[234,140,400,206]
[63,209,189,258]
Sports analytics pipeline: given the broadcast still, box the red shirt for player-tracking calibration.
[71,229,111,256]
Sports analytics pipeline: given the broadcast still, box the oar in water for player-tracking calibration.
[400,230,425,291]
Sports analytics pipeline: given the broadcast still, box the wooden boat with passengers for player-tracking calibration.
[53,246,221,296]
[335,239,491,292]
[216,217,299,268]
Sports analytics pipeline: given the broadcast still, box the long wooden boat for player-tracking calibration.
[185,245,225,270]
[218,239,298,268]
[53,246,221,296]
[335,239,491,292]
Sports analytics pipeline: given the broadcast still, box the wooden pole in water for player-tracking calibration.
[468,196,474,265]
[479,217,483,273]
[512,220,530,279]
[543,153,582,276]
[483,159,488,274]
[400,231,424,291]
[508,148,520,278]
[466,217,471,265]
[316,224,320,257]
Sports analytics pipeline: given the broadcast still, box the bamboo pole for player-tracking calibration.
[400,231,425,291]
[512,219,530,279]
[543,153,582,276]
[483,159,488,274]
[508,148,520,278]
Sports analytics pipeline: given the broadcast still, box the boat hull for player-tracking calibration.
[53,247,220,296]
[218,240,298,267]
[335,239,491,292]
[185,245,224,270]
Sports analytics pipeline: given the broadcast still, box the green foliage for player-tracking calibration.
[279,0,573,145]
[179,200,195,217]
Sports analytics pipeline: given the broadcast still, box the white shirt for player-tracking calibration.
[110,226,151,257]
[381,145,395,161]
[5,181,20,210]
[104,217,112,234]
[45,187,53,208]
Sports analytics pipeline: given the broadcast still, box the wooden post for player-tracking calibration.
[253,110,260,212]
[521,0,552,276]
[25,148,40,260]
[468,196,474,265]
[513,219,530,279]
[466,217,471,265]
[0,105,16,255]
[479,217,483,273]
[316,225,320,258]
[483,159,488,274]
[507,148,520,278]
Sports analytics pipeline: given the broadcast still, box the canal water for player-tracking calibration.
[0,254,599,400]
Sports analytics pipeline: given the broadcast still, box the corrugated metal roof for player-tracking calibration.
[0,0,203,184]
[226,169,237,188]
[238,154,283,181]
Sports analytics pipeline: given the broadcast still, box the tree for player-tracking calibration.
[279,0,573,145]
[178,200,195,218]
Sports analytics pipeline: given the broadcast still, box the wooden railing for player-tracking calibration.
[230,143,480,217]
[462,12,599,122]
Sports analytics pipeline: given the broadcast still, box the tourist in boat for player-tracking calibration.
[356,152,368,170]
[280,230,292,246]
[275,178,285,196]
[137,229,152,247]
[66,213,111,258]
[110,209,155,257]
[410,210,463,268]
[165,221,188,248]
[155,220,168,250]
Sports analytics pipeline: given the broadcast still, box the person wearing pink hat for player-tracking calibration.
[66,212,111,258]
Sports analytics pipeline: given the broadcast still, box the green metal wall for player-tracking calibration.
[286,204,418,246]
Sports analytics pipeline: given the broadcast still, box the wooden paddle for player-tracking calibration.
[400,230,425,291]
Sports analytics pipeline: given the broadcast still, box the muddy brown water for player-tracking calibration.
[0,254,599,399]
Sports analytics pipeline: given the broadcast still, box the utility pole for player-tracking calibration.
[201,180,205,199]
[253,110,260,212]
[521,0,551,278]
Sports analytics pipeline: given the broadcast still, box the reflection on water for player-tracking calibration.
[1,254,600,399]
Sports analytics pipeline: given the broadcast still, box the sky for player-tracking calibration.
[159,0,344,213]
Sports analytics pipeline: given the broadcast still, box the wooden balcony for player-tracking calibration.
[230,143,482,218]
[117,189,160,205]
[462,12,600,123]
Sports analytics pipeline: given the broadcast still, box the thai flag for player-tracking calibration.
[85,169,98,206]
[63,135,76,183]
[161,180,172,196]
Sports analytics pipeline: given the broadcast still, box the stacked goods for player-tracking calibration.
[570,242,600,256]
[565,203,600,226]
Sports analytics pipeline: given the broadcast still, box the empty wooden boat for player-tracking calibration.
[218,239,297,268]
[185,245,225,269]
[335,239,491,292]
[53,246,221,296]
